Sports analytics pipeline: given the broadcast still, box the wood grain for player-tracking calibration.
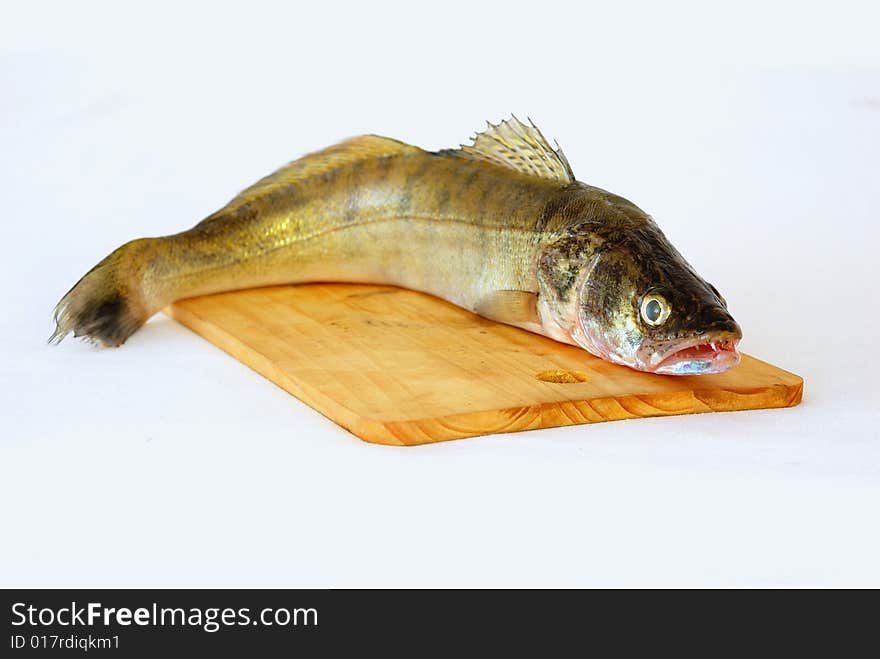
[164,284,803,445]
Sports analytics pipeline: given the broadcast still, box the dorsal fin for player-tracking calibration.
[237,135,419,198]
[450,116,574,184]
[212,135,421,218]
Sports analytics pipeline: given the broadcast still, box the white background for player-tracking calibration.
[2,1,879,586]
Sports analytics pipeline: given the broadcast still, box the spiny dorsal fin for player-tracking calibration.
[452,116,574,184]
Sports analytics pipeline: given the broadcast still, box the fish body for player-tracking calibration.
[52,118,742,375]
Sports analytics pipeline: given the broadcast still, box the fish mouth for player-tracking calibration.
[650,333,741,375]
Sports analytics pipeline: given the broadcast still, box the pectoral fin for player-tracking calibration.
[475,290,540,329]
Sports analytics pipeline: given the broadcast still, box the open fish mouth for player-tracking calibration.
[651,334,741,375]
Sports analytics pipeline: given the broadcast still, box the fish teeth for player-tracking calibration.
[710,342,717,351]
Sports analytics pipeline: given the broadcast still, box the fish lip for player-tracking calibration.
[647,331,742,374]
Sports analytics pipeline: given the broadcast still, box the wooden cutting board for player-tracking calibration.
[164,284,803,446]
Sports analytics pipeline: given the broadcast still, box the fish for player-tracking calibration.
[51,117,742,375]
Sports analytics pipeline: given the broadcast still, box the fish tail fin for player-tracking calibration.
[50,238,159,347]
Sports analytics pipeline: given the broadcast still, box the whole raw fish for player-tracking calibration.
[52,117,741,375]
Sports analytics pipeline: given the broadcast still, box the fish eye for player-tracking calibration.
[709,283,727,308]
[640,292,671,326]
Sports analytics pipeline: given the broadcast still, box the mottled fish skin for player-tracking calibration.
[51,117,741,375]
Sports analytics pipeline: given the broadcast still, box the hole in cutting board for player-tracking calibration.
[535,369,589,384]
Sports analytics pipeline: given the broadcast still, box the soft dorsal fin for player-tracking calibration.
[451,116,574,184]
[238,135,419,198]
[212,135,421,218]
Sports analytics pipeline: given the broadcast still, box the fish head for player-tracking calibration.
[574,229,742,375]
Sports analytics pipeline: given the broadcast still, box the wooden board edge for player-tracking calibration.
[353,379,805,446]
